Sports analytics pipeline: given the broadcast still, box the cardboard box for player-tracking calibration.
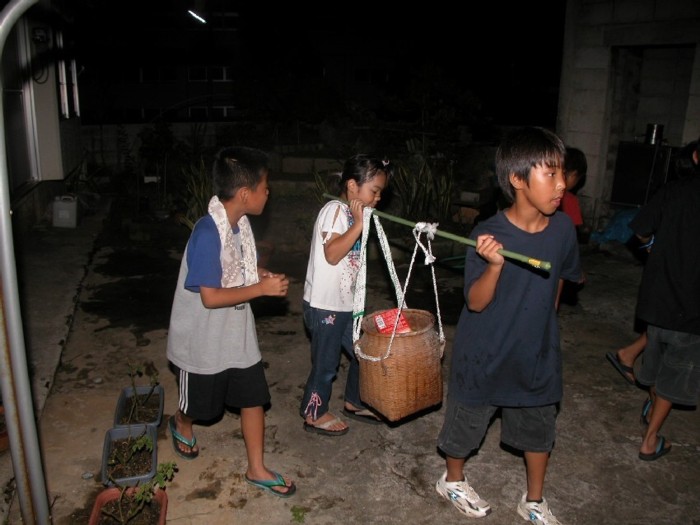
[373,308,412,334]
[52,195,78,228]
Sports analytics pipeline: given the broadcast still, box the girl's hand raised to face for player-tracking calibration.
[348,198,365,224]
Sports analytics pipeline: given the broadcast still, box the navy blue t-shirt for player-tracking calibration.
[448,210,581,407]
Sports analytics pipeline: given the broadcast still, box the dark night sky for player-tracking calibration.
[239,2,568,126]
[72,1,567,127]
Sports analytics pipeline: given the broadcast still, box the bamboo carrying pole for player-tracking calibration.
[323,193,552,272]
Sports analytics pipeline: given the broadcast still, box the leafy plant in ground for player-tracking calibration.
[389,143,455,238]
[312,168,341,204]
[291,505,310,523]
[177,157,212,231]
[100,462,178,525]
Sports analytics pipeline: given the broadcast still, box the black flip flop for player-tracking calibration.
[342,408,383,425]
[605,351,636,385]
[639,435,671,461]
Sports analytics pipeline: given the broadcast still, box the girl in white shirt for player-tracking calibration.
[300,154,393,435]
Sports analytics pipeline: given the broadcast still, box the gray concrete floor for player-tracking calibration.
[3,191,700,525]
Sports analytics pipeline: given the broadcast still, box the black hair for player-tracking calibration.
[564,146,588,193]
[672,139,700,178]
[212,146,269,200]
[495,127,566,203]
[336,153,394,195]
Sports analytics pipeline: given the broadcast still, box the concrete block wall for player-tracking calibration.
[557,0,700,230]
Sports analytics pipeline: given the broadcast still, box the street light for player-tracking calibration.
[187,10,206,23]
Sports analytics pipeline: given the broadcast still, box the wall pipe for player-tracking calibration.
[0,0,51,524]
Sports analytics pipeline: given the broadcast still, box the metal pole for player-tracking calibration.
[0,1,51,524]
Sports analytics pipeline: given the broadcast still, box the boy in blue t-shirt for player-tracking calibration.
[435,127,581,524]
[166,146,295,497]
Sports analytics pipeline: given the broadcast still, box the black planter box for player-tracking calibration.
[113,384,164,428]
[101,424,158,487]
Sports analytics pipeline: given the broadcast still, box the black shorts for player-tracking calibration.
[173,361,270,421]
[637,325,700,406]
[437,396,558,458]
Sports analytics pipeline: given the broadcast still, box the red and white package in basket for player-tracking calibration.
[373,308,412,334]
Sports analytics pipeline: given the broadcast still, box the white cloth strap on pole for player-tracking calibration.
[353,209,445,362]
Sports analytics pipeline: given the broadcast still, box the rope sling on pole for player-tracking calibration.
[352,207,446,360]
[350,203,445,422]
[323,193,552,272]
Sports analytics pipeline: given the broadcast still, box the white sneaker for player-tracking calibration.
[435,471,491,518]
[517,492,563,524]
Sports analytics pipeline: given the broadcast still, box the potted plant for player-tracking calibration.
[89,461,177,525]
[113,361,164,428]
[101,424,158,488]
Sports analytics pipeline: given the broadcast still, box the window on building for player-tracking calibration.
[70,59,81,117]
[209,11,239,31]
[121,107,143,122]
[143,108,161,121]
[123,66,140,84]
[355,68,386,84]
[141,67,158,84]
[210,106,235,119]
[56,31,69,118]
[159,67,177,83]
[210,66,232,82]
[189,106,208,119]
[189,66,207,82]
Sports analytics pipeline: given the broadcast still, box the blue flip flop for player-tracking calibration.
[168,416,199,460]
[605,351,636,385]
[640,398,652,427]
[245,471,297,498]
[639,435,671,461]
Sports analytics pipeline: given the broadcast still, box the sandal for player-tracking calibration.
[639,435,671,461]
[303,415,349,436]
[245,471,296,498]
[605,351,636,385]
[342,407,382,425]
[168,416,199,460]
[640,398,652,427]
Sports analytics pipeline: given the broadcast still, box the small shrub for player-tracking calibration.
[100,462,178,525]
[178,157,212,230]
[122,361,160,425]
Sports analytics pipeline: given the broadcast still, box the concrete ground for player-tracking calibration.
[3,188,700,525]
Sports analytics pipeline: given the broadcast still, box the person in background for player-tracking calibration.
[558,147,588,305]
[629,135,700,461]
[166,146,296,497]
[299,154,393,435]
[560,146,588,241]
[606,138,700,393]
[434,127,581,524]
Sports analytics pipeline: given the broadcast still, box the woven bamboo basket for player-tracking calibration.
[356,308,443,422]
